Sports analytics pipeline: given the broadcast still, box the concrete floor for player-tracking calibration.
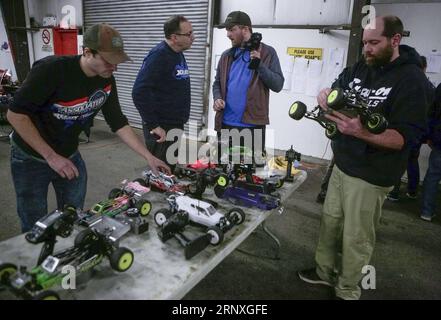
[0,119,440,300]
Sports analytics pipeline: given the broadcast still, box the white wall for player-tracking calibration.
[207,28,350,160]
[220,0,352,25]
[374,2,441,181]
[0,6,18,81]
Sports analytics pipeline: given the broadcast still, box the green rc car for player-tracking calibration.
[289,87,388,139]
[0,211,134,300]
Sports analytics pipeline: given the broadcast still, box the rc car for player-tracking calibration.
[154,195,245,258]
[174,160,230,194]
[1,215,134,300]
[214,185,281,211]
[140,169,205,196]
[289,87,388,139]
[26,206,79,265]
[78,180,152,235]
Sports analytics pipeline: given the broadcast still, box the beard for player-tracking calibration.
[364,44,393,67]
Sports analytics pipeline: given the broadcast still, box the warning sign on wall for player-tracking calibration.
[41,28,53,52]
[287,47,323,60]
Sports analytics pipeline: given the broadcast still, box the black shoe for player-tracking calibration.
[297,268,333,287]
[316,191,326,204]
[386,192,399,201]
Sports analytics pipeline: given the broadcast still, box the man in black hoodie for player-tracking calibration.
[297,16,431,300]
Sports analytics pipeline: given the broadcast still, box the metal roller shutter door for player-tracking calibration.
[83,0,210,137]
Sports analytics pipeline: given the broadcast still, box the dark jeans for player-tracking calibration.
[421,147,441,218]
[216,124,266,166]
[390,143,422,196]
[11,144,87,232]
[142,123,184,170]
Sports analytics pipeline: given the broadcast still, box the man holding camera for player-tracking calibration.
[213,11,284,166]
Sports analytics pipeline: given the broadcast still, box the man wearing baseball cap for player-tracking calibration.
[213,11,284,166]
[7,23,170,232]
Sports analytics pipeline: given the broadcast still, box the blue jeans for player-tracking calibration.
[390,143,422,195]
[10,144,87,232]
[142,123,183,171]
[421,148,441,218]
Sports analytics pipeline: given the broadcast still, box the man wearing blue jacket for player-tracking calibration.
[298,16,431,300]
[213,11,284,166]
[133,15,194,168]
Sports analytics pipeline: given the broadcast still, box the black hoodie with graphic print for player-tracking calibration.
[330,45,431,187]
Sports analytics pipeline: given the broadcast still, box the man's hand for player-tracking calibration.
[317,88,332,110]
[324,111,365,138]
[150,126,166,143]
[147,155,171,175]
[324,110,404,150]
[250,49,261,60]
[45,152,79,180]
[213,99,225,111]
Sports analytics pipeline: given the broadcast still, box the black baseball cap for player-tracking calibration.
[217,11,252,29]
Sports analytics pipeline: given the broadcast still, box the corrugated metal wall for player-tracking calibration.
[83,0,210,135]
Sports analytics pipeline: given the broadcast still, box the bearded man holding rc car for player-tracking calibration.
[296,16,432,300]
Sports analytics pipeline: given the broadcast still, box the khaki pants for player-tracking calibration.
[315,165,391,300]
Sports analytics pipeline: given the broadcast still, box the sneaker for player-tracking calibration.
[406,192,417,200]
[386,192,399,201]
[297,268,333,287]
[420,214,435,222]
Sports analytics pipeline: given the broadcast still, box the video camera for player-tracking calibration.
[243,32,262,70]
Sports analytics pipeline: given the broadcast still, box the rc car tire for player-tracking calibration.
[0,263,17,284]
[110,247,134,272]
[214,185,226,198]
[367,113,388,134]
[33,290,60,300]
[74,228,97,248]
[136,199,152,217]
[226,208,246,225]
[325,122,340,140]
[326,88,346,110]
[288,101,307,120]
[206,227,224,245]
[154,209,173,226]
[108,188,122,199]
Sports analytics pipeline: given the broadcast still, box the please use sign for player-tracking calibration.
[287,47,323,60]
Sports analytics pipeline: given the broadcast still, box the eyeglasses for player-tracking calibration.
[175,31,193,37]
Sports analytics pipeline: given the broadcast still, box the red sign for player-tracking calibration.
[42,29,51,45]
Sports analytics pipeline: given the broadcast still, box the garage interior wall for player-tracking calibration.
[83,0,211,138]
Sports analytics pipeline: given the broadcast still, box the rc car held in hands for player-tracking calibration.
[289,87,388,139]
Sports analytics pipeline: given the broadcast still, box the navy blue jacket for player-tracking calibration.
[428,83,441,149]
[132,41,190,130]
